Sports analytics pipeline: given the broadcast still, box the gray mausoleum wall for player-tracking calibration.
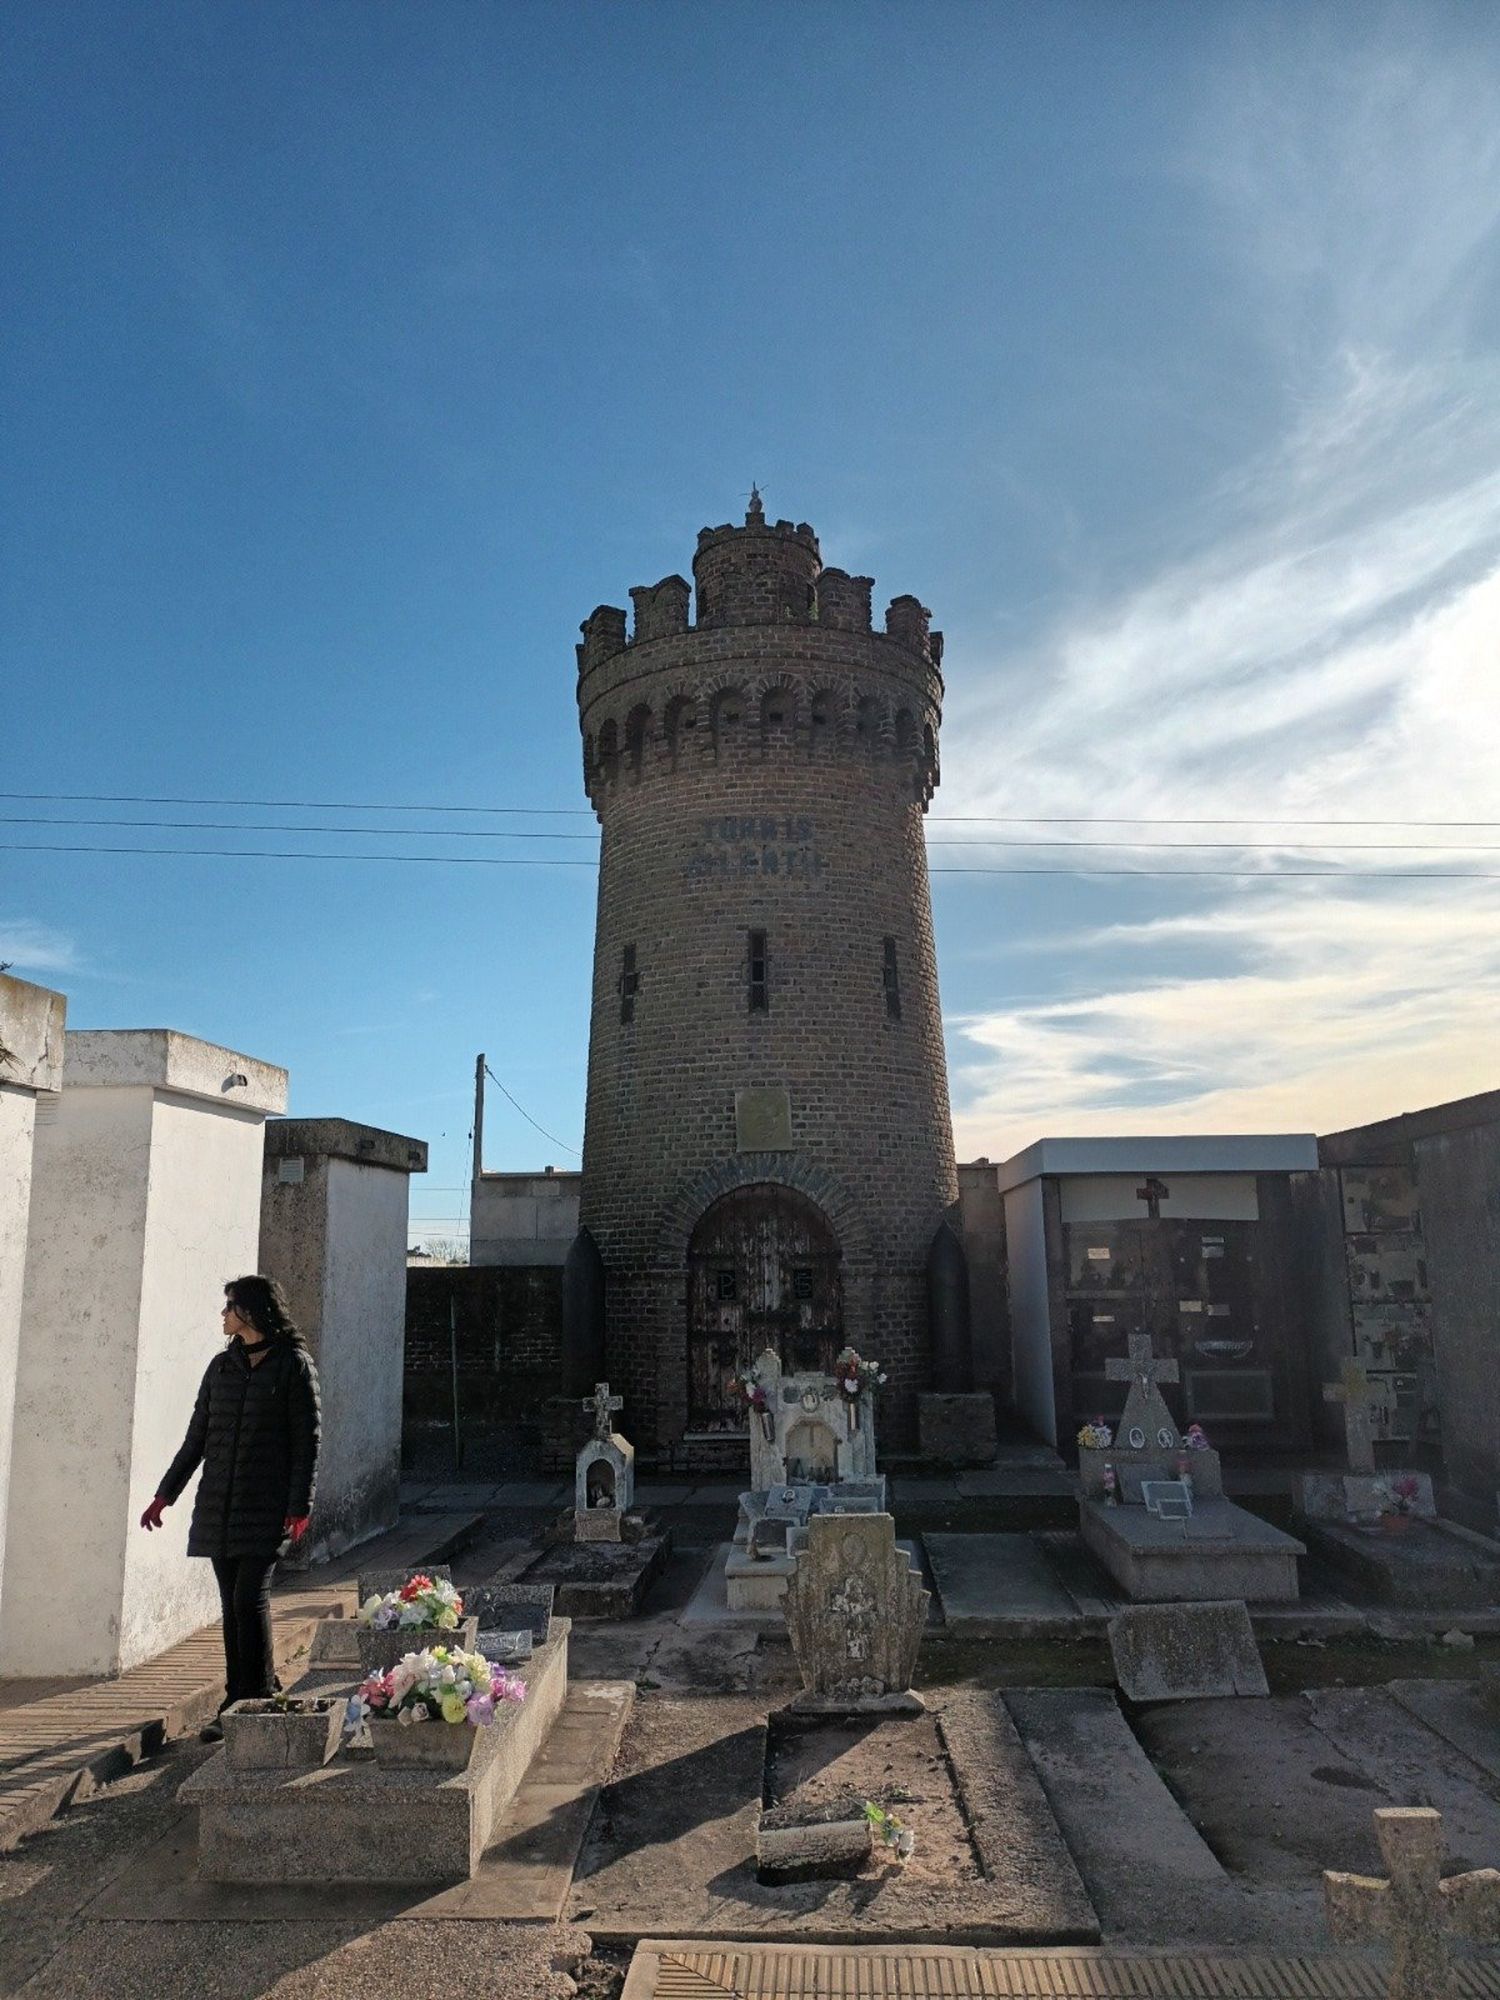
[1412,1120,1500,1532]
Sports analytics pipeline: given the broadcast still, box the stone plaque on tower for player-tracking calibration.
[735,1086,793,1152]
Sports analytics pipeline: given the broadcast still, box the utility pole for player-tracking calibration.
[472,1053,485,1189]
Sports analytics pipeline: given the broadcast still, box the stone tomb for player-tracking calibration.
[181,1608,571,1885]
[1077,1336,1304,1604]
[726,1348,882,1611]
[523,1384,671,1616]
[748,1347,877,1491]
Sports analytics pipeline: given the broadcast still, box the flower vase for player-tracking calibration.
[847,1396,860,1434]
[368,1717,482,1771]
[1380,1511,1413,1536]
[356,1616,479,1673]
[222,1697,343,1772]
[759,1408,774,1444]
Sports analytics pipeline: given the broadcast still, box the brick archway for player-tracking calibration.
[655,1151,868,1267]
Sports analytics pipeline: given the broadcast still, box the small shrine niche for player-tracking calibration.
[573,1381,634,1543]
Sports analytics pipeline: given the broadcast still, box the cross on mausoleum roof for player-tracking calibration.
[584,1381,623,1442]
[1106,1332,1181,1451]
[1135,1175,1170,1219]
[1323,1358,1378,1476]
[1324,1806,1500,1999]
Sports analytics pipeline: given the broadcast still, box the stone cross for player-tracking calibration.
[583,1381,623,1442]
[1106,1333,1180,1453]
[1324,1359,1378,1476]
[1324,1807,1500,1999]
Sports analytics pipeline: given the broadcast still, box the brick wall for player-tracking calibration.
[574,502,959,1454]
[403,1264,563,1431]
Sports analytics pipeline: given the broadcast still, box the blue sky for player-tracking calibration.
[6,3,1499,1247]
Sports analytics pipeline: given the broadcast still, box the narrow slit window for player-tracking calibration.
[618,943,640,1024]
[882,936,902,1020]
[748,929,769,1013]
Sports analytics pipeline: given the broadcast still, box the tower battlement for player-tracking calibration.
[577,500,942,677]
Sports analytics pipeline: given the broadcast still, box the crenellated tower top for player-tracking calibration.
[576,499,945,816]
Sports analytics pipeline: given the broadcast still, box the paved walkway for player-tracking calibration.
[0,1510,481,1851]
[623,1940,1500,1998]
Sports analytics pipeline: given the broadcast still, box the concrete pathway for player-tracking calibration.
[0,1510,482,1851]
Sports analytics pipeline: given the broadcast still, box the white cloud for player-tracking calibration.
[0,920,82,978]
[941,23,1500,1154]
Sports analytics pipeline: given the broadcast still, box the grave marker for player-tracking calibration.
[1324,1806,1500,1999]
[1324,1358,1378,1476]
[1106,1332,1180,1452]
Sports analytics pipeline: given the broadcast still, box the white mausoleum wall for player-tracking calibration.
[259,1121,424,1564]
[315,1157,410,1558]
[1,1031,285,1677]
[0,974,66,1651]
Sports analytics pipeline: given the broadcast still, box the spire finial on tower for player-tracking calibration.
[746,483,765,525]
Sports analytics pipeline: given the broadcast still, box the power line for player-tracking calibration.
[0,814,598,841]
[5,840,1500,880]
[483,1061,580,1157]
[1,790,1497,829]
[5,814,1499,853]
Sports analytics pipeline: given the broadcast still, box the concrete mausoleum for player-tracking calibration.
[998,1134,1319,1452]
[0,1029,287,1676]
[0,973,66,1652]
[259,1117,428,1565]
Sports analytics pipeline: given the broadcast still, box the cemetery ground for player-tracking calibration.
[1,1472,1498,1998]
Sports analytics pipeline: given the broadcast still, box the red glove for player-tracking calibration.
[284,1514,311,1544]
[140,1496,168,1531]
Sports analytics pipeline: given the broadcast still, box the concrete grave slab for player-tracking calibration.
[567,1690,1098,1944]
[1107,1601,1269,1701]
[1079,1496,1304,1603]
[1302,1518,1500,1610]
[1003,1688,1239,1944]
[925,1533,1086,1636]
[1387,1679,1500,1785]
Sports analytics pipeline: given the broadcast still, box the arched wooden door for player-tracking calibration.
[686,1184,842,1432]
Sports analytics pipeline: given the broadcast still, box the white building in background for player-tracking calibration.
[1,1029,286,1676]
[0,974,66,1651]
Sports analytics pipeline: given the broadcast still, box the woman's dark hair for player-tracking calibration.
[224,1275,303,1346]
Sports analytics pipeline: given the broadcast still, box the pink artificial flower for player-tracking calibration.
[466,1692,495,1727]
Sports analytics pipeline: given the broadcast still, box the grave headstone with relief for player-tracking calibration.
[782,1512,927,1713]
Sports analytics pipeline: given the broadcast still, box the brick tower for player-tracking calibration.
[570,493,961,1459]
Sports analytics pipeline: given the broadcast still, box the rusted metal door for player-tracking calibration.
[686,1184,842,1431]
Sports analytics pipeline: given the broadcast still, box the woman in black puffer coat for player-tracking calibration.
[141,1275,321,1739]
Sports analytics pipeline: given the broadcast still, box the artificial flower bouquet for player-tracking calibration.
[729,1365,769,1411]
[1076,1420,1113,1451]
[1375,1473,1423,1519]
[1183,1423,1211,1451]
[349,1644,526,1768]
[354,1574,478,1672]
[350,1644,526,1731]
[835,1347,886,1401]
[358,1573,464,1631]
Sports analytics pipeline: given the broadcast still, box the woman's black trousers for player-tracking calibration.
[210,1553,278,1706]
